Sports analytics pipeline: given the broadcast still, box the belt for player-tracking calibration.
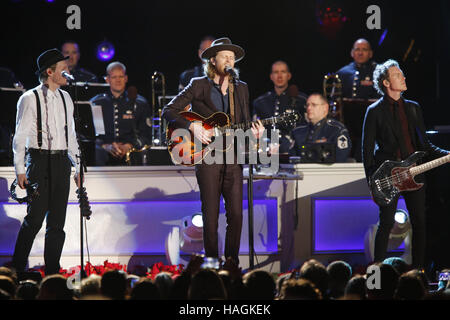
[27,148,68,156]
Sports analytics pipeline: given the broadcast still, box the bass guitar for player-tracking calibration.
[370,151,450,207]
[166,111,300,166]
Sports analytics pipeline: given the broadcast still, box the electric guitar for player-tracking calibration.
[166,111,300,166]
[370,151,450,207]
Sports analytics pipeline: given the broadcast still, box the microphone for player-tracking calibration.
[127,86,138,110]
[224,65,238,80]
[127,85,138,100]
[127,86,143,148]
[287,84,299,108]
[61,71,75,82]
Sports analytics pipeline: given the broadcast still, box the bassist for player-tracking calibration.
[362,59,449,268]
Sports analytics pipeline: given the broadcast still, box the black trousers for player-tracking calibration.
[12,150,71,275]
[374,185,427,268]
[195,163,243,264]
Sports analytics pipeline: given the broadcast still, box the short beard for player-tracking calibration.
[203,60,239,80]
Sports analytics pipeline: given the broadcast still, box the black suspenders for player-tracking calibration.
[58,89,69,147]
[32,88,68,149]
[32,90,43,149]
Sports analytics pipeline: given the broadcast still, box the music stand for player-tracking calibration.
[0,87,25,165]
[62,82,110,102]
[341,98,376,161]
[63,82,110,166]
[241,146,280,270]
[0,87,25,127]
[243,163,303,270]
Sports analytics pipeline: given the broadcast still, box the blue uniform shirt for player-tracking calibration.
[179,65,203,91]
[210,79,229,114]
[336,61,380,99]
[90,91,152,148]
[252,89,307,153]
[290,117,352,162]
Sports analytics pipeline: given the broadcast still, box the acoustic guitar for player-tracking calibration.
[166,111,300,166]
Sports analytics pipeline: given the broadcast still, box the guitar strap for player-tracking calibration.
[58,89,69,148]
[228,81,235,124]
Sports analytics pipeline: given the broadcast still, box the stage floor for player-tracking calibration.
[0,164,379,273]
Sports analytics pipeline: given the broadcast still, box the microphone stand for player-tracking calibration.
[248,161,255,270]
[66,78,90,279]
[231,72,255,270]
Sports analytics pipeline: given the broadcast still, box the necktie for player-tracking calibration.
[392,102,409,159]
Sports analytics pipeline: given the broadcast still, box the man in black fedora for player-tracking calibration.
[11,48,81,275]
[163,37,264,265]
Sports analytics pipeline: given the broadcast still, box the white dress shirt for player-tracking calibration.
[13,84,80,175]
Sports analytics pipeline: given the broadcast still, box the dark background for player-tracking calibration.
[1,0,450,128]
[2,0,450,271]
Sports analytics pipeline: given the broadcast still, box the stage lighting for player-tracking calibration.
[390,209,411,238]
[191,213,203,228]
[378,29,388,46]
[165,213,204,265]
[315,0,347,39]
[364,209,412,264]
[96,41,115,61]
[394,209,407,224]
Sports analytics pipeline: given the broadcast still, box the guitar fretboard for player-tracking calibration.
[218,116,293,133]
[410,154,450,176]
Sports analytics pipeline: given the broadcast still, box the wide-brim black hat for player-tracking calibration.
[35,48,69,75]
[200,37,245,62]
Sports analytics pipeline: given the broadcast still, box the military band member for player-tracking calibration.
[336,38,379,100]
[90,62,152,165]
[290,93,351,162]
[61,41,98,83]
[253,61,307,153]
[178,36,215,91]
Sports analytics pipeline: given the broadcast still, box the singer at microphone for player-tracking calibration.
[224,65,239,80]
[61,70,75,82]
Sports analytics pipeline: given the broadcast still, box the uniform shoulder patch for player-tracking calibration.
[337,134,348,149]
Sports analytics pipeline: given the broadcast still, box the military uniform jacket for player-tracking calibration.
[336,61,380,99]
[90,91,152,148]
[252,89,307,153]
[252,89,307,121]
[179,65,204,90]
[290,117,352,162]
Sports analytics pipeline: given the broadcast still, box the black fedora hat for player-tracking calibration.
[35,48,69,75]
[200,37,245,62]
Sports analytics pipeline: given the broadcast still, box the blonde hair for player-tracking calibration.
[203,58,239,81]
[106,61,126,76]
[38,63,57,83]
